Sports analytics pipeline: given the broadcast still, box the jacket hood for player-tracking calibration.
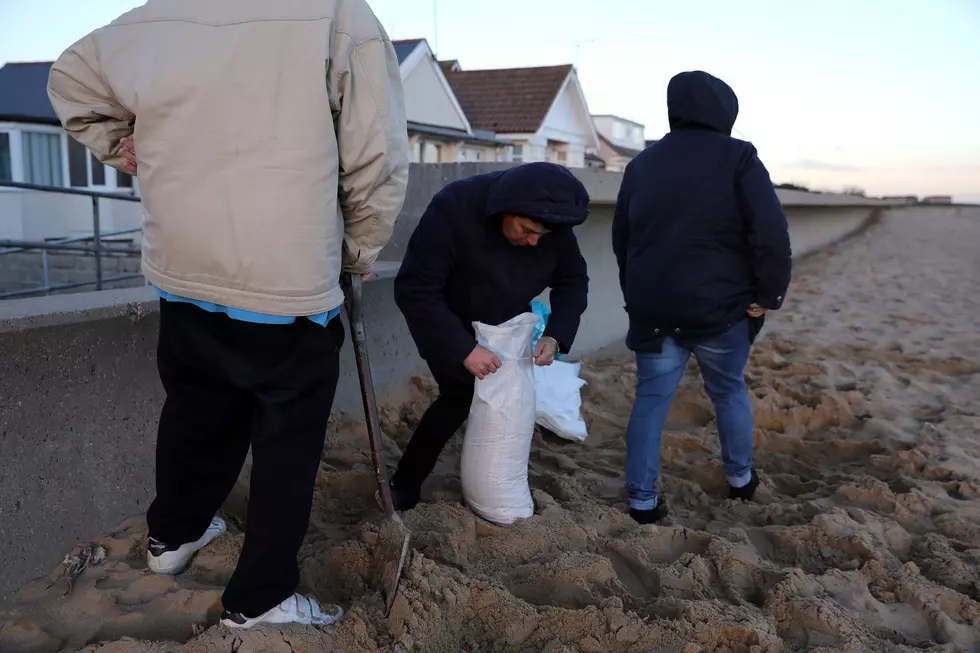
[667,71,738,135]
[486,162,590,228]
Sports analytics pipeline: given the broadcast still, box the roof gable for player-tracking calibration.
[392,39,424,65]
[403,53,470,132]
[446,65,572,134]
[395,38,472,134]
[0,62,58,124]
[538,71,601,150]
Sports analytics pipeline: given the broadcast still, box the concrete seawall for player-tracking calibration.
[0,164,893,601]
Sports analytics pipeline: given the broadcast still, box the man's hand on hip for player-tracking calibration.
[534,337,558,366]
[746,303,768,318]
[464,345,502,380]
[119,137,137,175]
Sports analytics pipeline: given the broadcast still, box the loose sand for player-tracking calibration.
[2,206,979,653]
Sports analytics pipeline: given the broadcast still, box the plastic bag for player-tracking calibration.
[530,300,561,361]
[461,312,540,525]
[529,301,585,441]
[534,361,589,442]
[530,301,551,349]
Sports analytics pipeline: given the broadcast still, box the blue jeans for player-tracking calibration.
[626,319,755,510]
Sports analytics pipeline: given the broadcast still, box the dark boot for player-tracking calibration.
[389,479,421,512]
[729,470,760,501]
[629,498,669,525]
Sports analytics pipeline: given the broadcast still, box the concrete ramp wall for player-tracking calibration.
[0,164,892,601]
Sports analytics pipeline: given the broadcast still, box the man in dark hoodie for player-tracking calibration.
[392,162,590,510]
[613,71,792,524]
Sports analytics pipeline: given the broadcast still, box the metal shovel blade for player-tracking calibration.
[342,273,411,615]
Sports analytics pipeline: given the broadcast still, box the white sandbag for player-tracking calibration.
[534,361,589,442]
[461,313,539,525]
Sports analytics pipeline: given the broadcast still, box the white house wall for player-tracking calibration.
[537,77,596,168]
[539,81,588,147]
[593,116,615,142]
[0,188,143,242]
[403,57,469,131]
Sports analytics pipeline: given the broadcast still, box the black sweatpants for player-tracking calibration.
[391,367,474,490]
[145,299,343,618]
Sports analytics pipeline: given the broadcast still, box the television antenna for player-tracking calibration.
[433,0,439,57]
[573,38,596,69]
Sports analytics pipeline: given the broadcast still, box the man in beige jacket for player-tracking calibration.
[47,0,409,628]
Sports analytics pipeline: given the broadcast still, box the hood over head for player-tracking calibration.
[486,162,590,228]
[667,70,739,135]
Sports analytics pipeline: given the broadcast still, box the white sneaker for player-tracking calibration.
[220,593,344,628]
[147,517,226,575]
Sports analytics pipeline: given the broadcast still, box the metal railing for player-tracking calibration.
[0,181,144,299]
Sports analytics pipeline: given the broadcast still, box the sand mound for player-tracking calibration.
[2,207,980,652]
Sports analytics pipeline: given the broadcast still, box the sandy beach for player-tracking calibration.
[2,206,979,653]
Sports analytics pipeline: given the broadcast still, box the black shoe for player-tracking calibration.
[388,480,420,512]
[729,470,760,501]
[629,499,669,525]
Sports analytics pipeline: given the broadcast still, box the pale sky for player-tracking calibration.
[2,0,978,201]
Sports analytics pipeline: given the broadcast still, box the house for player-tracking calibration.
[0,41,509,194]
[445,64,601,168]
[393,39,509,164]
[592,115,646,173]
[921,196,952,205]
[584,151,606,170]
[0,62,136,193]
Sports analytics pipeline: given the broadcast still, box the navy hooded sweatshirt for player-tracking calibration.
[395,163,590,374]
[612,71,792,352]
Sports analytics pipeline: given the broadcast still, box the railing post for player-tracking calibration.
[92,195,103,291]
[42,249,50,294]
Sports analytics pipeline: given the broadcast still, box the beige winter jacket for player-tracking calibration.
[47,0,409,316]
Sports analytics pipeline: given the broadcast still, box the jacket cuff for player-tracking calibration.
[446,332,478,368]
[542,325,571,354]
[755,292,786,310]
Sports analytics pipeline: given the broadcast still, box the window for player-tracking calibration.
[68,136,88,187]
[0,132,11,182]
[613,122,626,140]
[557,150,567,165]
[410,139,422,163]
[68,137,114,188]
[22,131,63,186]
[90,153,106,185]
[512,144,523,162]
[2,127,135,191]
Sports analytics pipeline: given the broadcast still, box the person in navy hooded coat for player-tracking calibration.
[392,162,590,510]
[613,71,792,524]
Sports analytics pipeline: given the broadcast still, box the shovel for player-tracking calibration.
[341,273,411,616]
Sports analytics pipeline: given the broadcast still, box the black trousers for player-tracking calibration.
[391,367,474,490]
[145,299,343,617]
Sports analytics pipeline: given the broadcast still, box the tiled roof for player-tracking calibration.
[392,39,424,65]
[0,62,58,125]
[446,64,572,134]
